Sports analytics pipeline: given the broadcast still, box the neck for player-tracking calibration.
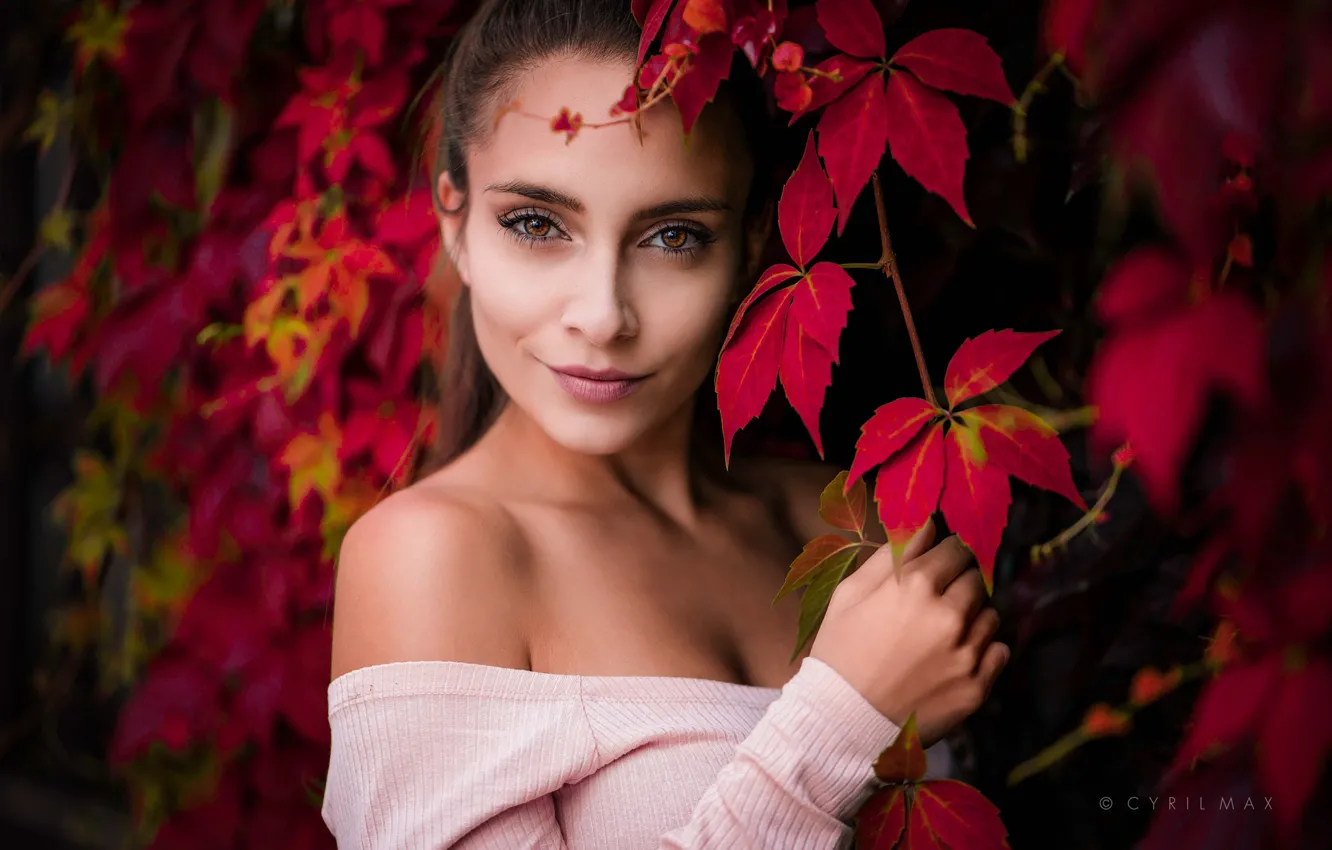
[481,393,731,530]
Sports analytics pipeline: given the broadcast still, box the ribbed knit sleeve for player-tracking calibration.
[322,656,901,850]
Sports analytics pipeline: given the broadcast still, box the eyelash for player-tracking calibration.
[495,208,715,259]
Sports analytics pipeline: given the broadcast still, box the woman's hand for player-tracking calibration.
[808,519,1008,748]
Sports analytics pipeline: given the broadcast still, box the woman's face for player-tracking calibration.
[438,54,758,457]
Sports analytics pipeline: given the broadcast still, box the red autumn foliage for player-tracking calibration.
[12,0,1332,847]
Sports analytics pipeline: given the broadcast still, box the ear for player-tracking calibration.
[436,170,470,285]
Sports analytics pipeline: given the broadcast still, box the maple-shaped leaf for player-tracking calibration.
[278,412,344,512]
[716,134,855,459]
[889,29,1015,106]
[819,470,867,533]
[818,74,890,233]
[791,55,878,123]
[847,330,1077,588]
[884,69,973,225]
[815,0,884,59]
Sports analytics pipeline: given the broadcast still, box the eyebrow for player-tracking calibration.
[485,180,731,220]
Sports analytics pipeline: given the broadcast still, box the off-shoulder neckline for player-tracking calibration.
[328,659,791,713]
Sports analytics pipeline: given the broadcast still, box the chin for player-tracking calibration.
[536,409,648,457]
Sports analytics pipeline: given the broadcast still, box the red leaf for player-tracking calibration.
[719,263,801,356]
[940,422,1011,590]
[791,261,855,354]
[943,329,1060,409]
[913,779,1009,850]
[873,422,946,547]
[717,287,794,461]
[1042,0,1096,75]
[792,55,877,123]
[855,784,907,850]
[1259,660,1332,840]
[1095,247,1193,329]
[780,322,836,457]
[890,29,1015,105]
[778,132,837,268]
[819,470,867,534]
[1088,295,1266,513]
[683,0,727,35]
[671,32,733,134]
[848,397,941,487]
[884,70,972,226]
[1170,656,1282,775]
[817,74,889,233]
[963,404,1086,509]
[815,0,884,59]
[638,0,677,65]
[873,713,927,782]
[903,809,949,850]
[730,8,779,67]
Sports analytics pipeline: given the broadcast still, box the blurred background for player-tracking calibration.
[2,0,1330,848]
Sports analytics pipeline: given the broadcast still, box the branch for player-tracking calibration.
[871,172,938,408]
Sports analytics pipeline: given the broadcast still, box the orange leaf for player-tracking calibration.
[874,712,928,782]
[776,533,861,601]
[278,412,344,510]
[819,471,866,534]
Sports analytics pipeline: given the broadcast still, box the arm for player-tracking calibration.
[324,490,899,850]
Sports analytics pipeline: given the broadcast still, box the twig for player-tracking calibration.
[871,172,938,408]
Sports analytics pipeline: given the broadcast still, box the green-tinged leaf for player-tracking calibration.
[791,545,859,660]
[820,470,867,533]
[776,533,861,601]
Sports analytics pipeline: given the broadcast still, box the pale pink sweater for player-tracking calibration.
[322,655,949,849]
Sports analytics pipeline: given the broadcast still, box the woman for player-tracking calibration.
[323,0,1009,847]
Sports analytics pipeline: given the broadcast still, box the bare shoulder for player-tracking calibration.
[739,455,888,545]
[328,479,536,680]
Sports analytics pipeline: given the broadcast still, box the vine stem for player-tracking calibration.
[871,171,939,408]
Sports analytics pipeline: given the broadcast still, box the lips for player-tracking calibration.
[547,363,649,403]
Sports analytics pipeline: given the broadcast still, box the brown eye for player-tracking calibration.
[523,217,552,237]
[660,228,687,249]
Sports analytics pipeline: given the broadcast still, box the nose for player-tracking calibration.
[560,247,639,346]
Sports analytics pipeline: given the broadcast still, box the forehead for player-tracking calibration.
[470,54,751,208]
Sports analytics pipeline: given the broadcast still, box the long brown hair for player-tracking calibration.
[409,0,775,483]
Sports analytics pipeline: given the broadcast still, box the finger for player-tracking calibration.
[961,607,1001,667]
[976,641,1010,699]
[940,568,988,629]
[910,535,975,595]
[900,518,936,564]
